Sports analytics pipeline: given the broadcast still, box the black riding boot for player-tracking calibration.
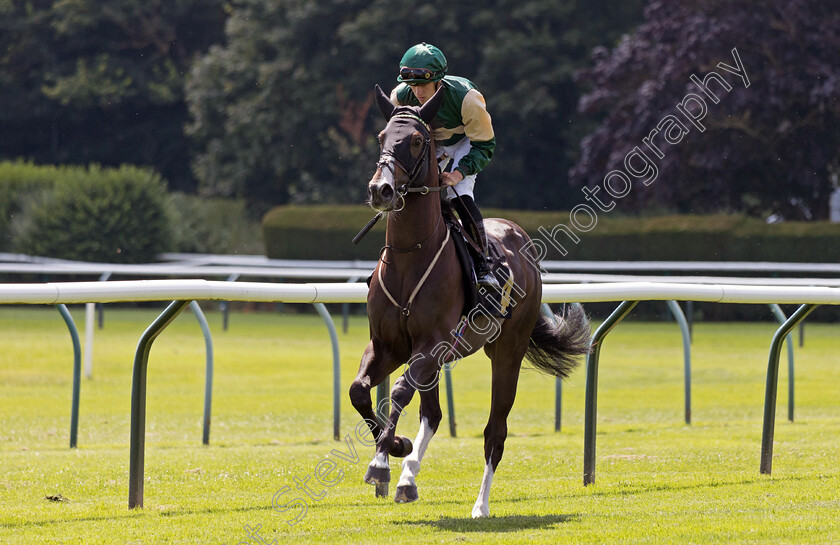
[452,196,502,291]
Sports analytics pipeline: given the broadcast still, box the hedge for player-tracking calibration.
[2,162,172,263]
[0,161,62,251]
[262,205,389,261]
[262,205,840,263]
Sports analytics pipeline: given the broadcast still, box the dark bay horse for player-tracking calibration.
[349,84,590,517]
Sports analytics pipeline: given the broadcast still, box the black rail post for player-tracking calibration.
[584,300,639,486]
[128,300,191,509]
[760,303,817,476]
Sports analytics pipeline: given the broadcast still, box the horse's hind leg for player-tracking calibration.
[472,340,526,518]
[395,385,443,503]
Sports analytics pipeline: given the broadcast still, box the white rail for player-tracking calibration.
[2,279,840,305]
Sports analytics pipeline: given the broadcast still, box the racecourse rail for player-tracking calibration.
[1,279,838,508]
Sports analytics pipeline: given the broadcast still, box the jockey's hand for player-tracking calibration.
[441,170,464,187]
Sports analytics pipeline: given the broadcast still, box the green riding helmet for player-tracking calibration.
[397,43,447,84]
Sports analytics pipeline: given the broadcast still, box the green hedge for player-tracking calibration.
[168,192,264,255]
[0,161,61,251]
[262,205,389,260]
[3,162,171,263]
[262,205,840,263]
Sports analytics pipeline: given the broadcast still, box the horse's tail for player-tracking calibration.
[525,304,591,379]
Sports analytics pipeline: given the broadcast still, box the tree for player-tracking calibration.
[186,0,644,210]
[0,0,227,191]
[570,0,840,220]
[186,0,376,208]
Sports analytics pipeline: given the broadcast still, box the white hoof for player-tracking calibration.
[471,503,489,518]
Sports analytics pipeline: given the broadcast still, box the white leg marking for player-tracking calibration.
[397,416,435,488]
[471,461,494,518]
[369,451,389,469]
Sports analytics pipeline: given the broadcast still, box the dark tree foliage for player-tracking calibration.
[0,0,227,191]
[570,0,840,220]
[187,0,377,208]
[186,0,644,210]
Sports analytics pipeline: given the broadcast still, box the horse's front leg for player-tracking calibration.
[362,373,417,485]
[349,340,401,459]
[395,384,442,503]
[363,350,441,486]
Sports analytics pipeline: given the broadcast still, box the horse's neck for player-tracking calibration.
[384,192,442,249]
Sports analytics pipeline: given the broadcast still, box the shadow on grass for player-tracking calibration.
[582,472,824,498]
[0,504,275,529]
[395,513,580,532]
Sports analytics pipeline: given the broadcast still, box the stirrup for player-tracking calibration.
[476,264,501,291]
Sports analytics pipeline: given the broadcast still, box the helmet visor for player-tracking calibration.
[398,67,442,83]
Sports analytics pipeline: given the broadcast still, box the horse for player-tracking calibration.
[348,83,591,518]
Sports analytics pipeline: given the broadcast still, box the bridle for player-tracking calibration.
[376,112,446,211]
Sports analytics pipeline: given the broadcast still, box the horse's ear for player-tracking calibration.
[374,84,395,121]
[419,84,445,124]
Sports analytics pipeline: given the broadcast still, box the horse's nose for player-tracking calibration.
[377,183,394,202]
[368,179,395,208]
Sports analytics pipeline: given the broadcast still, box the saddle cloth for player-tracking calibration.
[446,218,515,320]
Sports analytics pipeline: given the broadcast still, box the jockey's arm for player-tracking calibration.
[455,88,495,178]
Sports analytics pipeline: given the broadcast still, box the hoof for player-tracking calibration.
[471,505,489,518]
[363,465,391,485]
[391,435,414,458]
[394,484,418,503]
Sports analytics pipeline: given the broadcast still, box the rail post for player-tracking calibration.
[666,300,692,424]
[56,304,82,448]
[760,303,817,476]
[189,301,214,446]
[221,273,240,331]
[313,303,341,441]
[768,304,796,422]
[444,365,457,437]
[129,300,191,509]
[584,300,639,486]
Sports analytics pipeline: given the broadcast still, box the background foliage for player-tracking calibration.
[2,0,838,221]
[14,164,171,262]
[186,0,645,211]
[569,0,840,220]
[0,161,61,250]
[0,161,264,261]
[0,0,227,192]
[262,204,840,262]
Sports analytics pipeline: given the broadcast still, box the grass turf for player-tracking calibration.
[0,306,838,544]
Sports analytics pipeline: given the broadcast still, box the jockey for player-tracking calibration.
[390,43,501,291]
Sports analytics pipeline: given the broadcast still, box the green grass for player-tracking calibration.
[1,306,838,544]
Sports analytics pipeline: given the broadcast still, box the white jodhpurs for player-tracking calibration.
[437,137,476,201]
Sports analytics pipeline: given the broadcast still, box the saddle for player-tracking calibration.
[441,204,514,319]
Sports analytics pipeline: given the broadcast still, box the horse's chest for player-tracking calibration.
[370,309,412,353]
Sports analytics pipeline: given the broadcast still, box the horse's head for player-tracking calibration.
[367,84,444,211]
